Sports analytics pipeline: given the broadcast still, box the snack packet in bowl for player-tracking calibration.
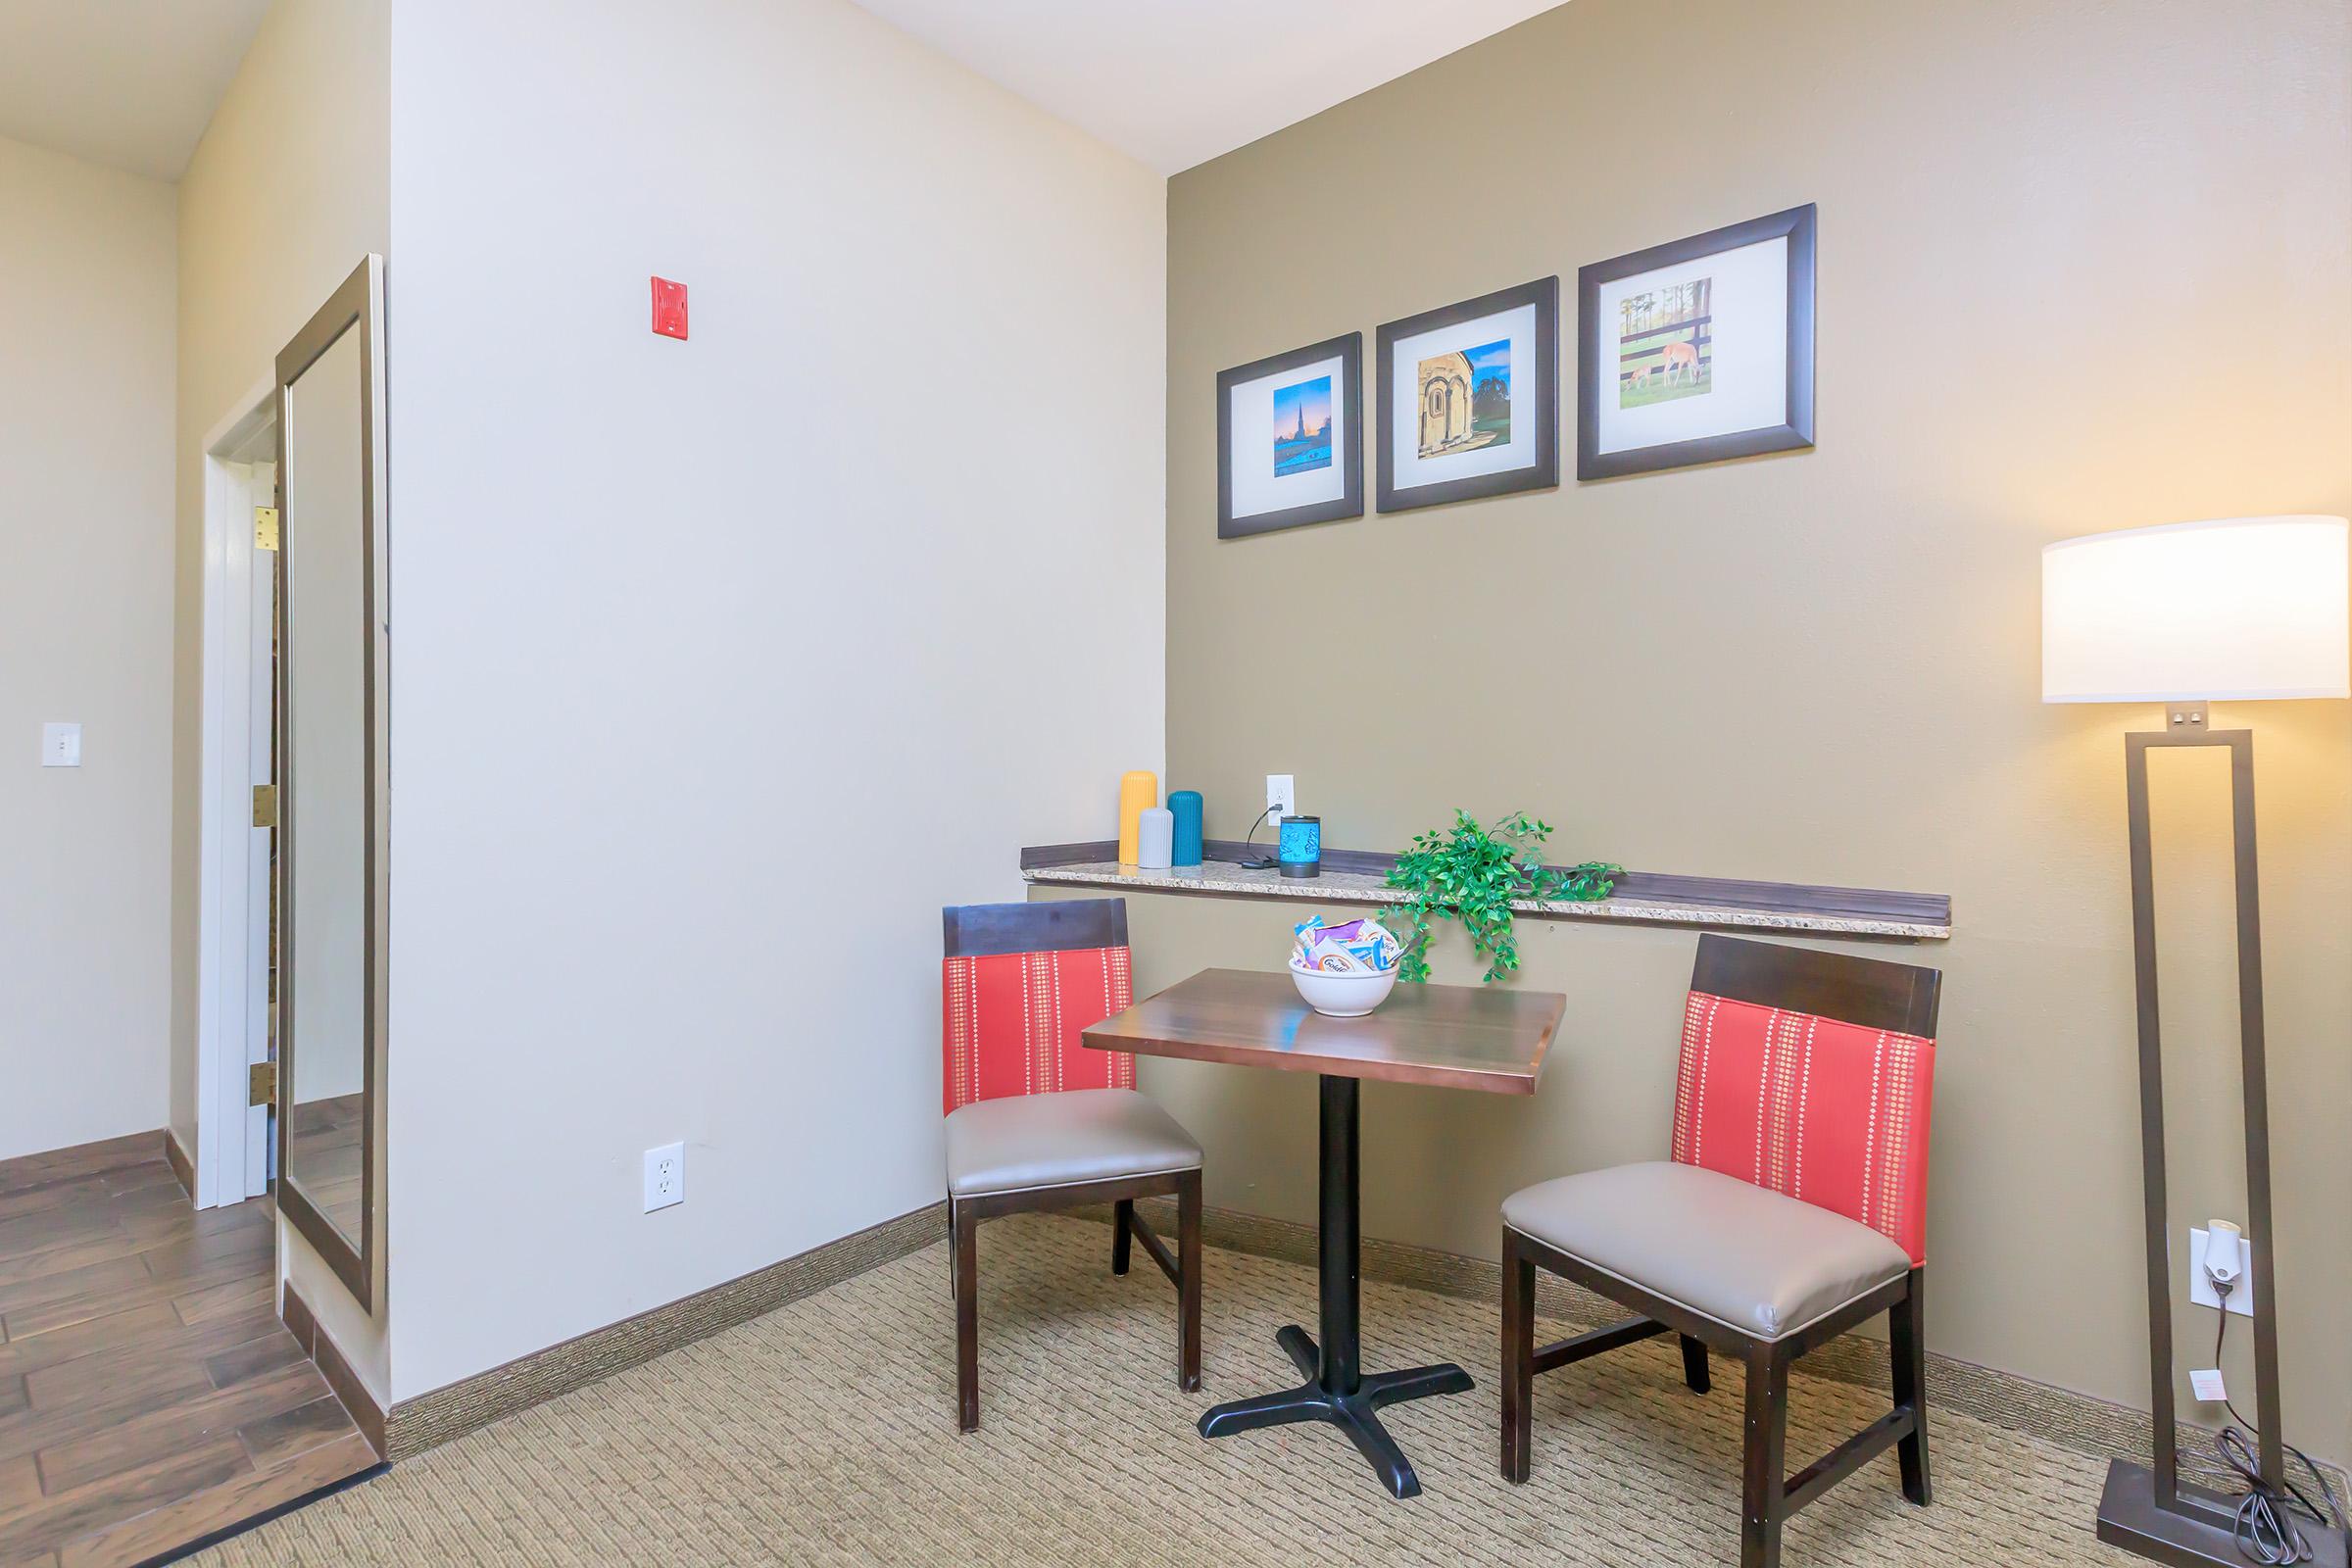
[1292,914,1401,974]
[1348,916,1401,972]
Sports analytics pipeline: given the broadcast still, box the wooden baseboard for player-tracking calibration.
[281,1280,388,1459]
[0,1126,166,1195]
[382,1200,947,1461]
[1080,1197,2351,1498]
[165,1128,196,1198]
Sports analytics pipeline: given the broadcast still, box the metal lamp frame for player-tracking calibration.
[2095,710,2345,1567]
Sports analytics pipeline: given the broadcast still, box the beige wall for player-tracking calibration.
[174,0,390,1396]
[0,136,176,1161]
[1153,0,2351,1465]
[381,0,1165,1400]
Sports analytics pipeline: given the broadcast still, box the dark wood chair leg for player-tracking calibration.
[1680,1334,1711,1395]
[1176,1171,1201,1392]
[954,1200,981,1432]
[1111,1198,1135,1276]
[1889,1265,1931,1505]
[1740,1345,1789,1568]
[1501,1227,1535,1483]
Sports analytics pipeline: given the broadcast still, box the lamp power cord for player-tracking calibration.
[2205,1274,2346,1564]
[1236,805,1282,869]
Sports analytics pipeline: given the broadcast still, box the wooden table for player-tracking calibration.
[1085,967,1564,1499]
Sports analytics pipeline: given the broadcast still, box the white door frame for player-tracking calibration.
[195,372,279,1209]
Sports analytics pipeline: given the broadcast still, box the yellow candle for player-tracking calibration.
[1117,771,1157,865]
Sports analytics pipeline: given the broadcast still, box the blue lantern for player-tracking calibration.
[1277,814,1322,879]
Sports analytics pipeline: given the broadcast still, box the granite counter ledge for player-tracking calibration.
[1017,846,1951,943]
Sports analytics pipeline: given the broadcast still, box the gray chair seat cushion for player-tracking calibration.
[945,1088,1202,1199]
[1502,1160,1911,1342]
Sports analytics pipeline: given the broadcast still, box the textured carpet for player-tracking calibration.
[196,1214,2131,1566]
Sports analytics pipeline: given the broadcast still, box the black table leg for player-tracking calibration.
[1198,1074,1473,1498]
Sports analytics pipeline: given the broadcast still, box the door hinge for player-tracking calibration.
[248,1061,276,1106]
[254,507,279,550]
[251,784,277,827]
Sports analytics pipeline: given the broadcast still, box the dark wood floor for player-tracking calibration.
[0,1131,375,1567]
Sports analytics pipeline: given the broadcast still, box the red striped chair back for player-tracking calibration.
[1667,935,1942,1265]
[942,900,1134,1115]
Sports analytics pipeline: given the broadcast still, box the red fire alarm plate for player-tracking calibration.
[651,276,688,340]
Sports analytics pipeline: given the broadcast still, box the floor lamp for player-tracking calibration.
[2042,514,2350,1568]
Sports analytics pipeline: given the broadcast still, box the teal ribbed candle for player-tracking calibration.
[1168,790,1203,866]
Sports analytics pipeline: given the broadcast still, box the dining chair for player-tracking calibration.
[1499,933,1941,1568]
[942,898,1202,1432]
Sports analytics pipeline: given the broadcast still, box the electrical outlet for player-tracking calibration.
[1265,774,1296,826]
[643,1142,685,1212]
[41,722,80,767]
[2188,1226,2253,1317]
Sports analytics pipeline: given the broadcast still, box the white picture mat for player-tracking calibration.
[1593,235,1788,457]
[1387,301,1541,492]
[1229,352,1348,519]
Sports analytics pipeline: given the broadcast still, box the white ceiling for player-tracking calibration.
[0,0,1556,184]
[851,0,1565,174]
[0,0,272,182]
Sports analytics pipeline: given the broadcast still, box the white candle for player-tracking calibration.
[1136,807,1174,870]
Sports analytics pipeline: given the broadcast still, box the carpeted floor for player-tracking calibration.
[197,1214,2132,1566]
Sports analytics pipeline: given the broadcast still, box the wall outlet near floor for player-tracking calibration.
[1265,773,1296,826]
[644,1142,685,1212]
[2187,1225,2253,1317]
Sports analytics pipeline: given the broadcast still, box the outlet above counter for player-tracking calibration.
[1019,840,1950,942]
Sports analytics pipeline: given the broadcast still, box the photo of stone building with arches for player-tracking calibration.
[1416,337,1510,458]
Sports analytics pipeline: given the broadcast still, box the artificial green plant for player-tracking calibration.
[1385,810,1618,984]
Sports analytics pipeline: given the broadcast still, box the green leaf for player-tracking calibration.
[1382,810,1618,982]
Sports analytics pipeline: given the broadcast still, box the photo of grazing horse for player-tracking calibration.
[1616,274,1713,409]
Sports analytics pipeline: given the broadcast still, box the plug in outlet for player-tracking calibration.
[1266,774,1296,827]
[2188,1225,2253,1317]
[643,1143,685,1212]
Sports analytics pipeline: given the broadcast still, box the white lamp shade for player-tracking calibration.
[2041,515,2350,703]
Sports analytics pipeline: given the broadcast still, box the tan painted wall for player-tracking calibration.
[174,0,391,1398]
[0,135,176,1161]
[1150,0,2352,1464]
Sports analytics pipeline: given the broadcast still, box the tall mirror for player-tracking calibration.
[275,257,387,1308]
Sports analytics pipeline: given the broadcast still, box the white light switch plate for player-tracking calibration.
[2188,1226,2253,1317]
[643,1142,685,1212]
[1266,774,1296,826]
[41,722,80,767]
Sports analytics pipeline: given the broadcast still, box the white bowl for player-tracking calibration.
[1289,959,1398,1017]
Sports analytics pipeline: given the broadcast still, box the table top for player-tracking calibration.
[1082,968,1563,1095]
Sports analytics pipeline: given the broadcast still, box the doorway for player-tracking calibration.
[197,381,281,1210]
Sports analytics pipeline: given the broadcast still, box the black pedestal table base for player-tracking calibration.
[1197,1075,1473,1499]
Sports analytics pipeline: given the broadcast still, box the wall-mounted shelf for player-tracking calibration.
[1020,841,1950,942]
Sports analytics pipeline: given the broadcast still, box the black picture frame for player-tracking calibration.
[1375,276,1559,514]
[1216,332,1363,540]
[1577,203,1816,480]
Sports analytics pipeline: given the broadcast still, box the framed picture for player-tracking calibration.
[1375,276,1559,514]
[1578,203,1816,479]
[1217,333,1362,539]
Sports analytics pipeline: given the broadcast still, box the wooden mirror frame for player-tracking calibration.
[272,255,389,1310]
